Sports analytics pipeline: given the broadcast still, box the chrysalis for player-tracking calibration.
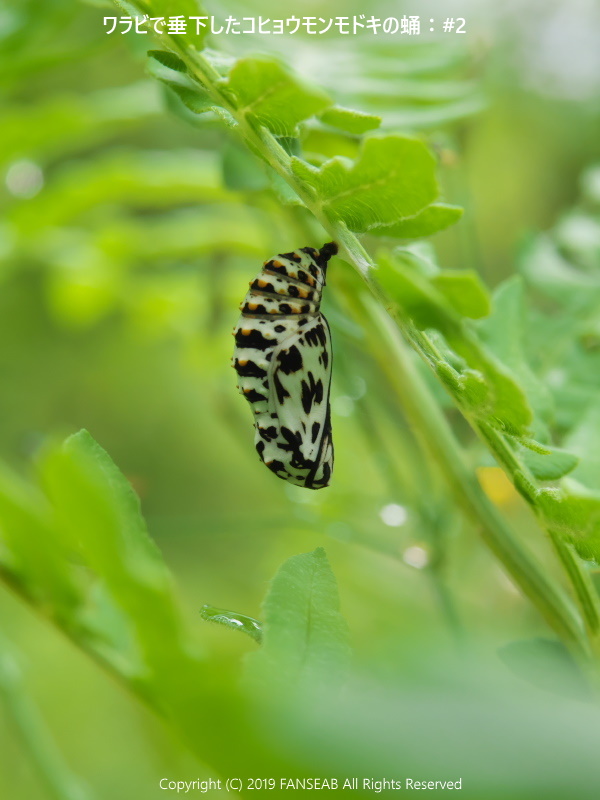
[233,242,337,489]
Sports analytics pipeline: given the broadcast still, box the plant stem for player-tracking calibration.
[0,630,91,800]
[548,534,600,653]
[356,294,586,656]
[428,565,467,652]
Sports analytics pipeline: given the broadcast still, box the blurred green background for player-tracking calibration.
[1,0,600,797]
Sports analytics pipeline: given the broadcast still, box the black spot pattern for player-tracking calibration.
[250,279,275,293]
[233,242,337,489]
[300,373,324,415]
[273,371,290,405]
[234,328,272,350]
[305,323,327,348]
[244,388,268,403]
[234,360,267,378]
[242,302,267,315]
[277,345,303,374]
[258,426,278,441]
[282,251,302,263]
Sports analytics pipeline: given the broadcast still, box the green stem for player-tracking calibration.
[415,329,600,651]
[358,295,586,654]
[427,565,467,652]
[548,534,600,654]
[0,631,91,800]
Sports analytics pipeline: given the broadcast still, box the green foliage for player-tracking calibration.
[318,106,382,134]
[2,1,600,795]
[377,242,600,558]
[370,203,464,239]
[140,45,463,238]
[227,57,332,136]
[0,466,79,618]
[316,39,485,131]
[245,548,350,691]
[292,135,439,232]
[0,633,90,800]
[521,446,579,482]
[498,638,589,700]
[431,269,491,318]
[478,277,554,431]
[377,249,533,436]
[147,50,236,124]
[39,431,200,682]
[200,605,262,644]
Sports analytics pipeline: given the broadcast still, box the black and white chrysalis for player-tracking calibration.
[233,242,337,489]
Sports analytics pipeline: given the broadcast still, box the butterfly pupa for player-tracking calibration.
[233,242,337,489]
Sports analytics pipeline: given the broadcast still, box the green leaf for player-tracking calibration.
[0,465,80,615]
[581,164,600,207]
[318,106,381,134]
[221,142,268,191]
[370,203,463,239]
[478,277,554,428]
[292,135,438,233]
[200,605,262,645]
[147,51,235,125]
[378,251,533,435]
[555,211,600,272]
[12,149,233,234]
[245,548,350,690]
[376,250,453,332]
[147,49,187,73]
[40,430,167,585]
[432,269,491,319]
[563,404,600,490]
[0,85,160,172]
[267,170,304,206]
[302,129,361,162]
[520,235,600,306]
[227,57,332,136]
[520,444,579,481]
[115,0,151,17]
[38,431,193,673]
[537,484,600,561]
[498,638,590,700]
